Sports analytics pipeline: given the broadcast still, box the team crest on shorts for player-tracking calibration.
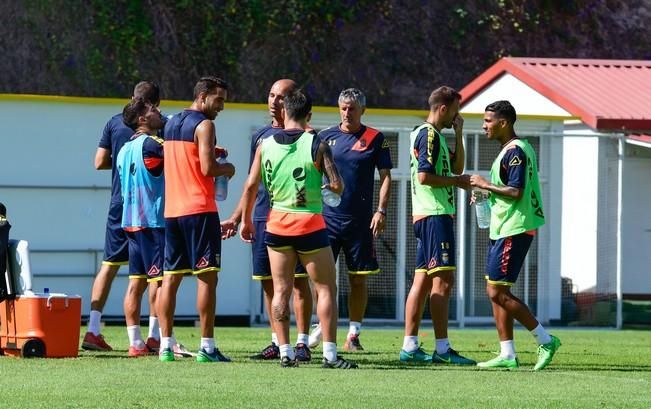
[147,265,160,277]
[195,257,209,269]
[428,257,437,269]
[442,252,449,265]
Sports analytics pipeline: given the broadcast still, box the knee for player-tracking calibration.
[349,275,366,289]
[486,286,504,304]
[432,277,453,296]
[292,278,311,299]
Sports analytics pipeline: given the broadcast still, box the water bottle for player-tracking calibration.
[215,154,229,202]
[473,190,491,229]
[321,188,341,207]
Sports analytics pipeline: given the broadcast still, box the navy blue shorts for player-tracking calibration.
[252,220,307,280]
[414,215,456,275]
[264,228,330,254]
[103,202,129,265]
[127,228,164,282]
[164,212,221,275]
[325,215,379,275]
[486,232,534,286]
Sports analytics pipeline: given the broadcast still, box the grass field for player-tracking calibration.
[0,327,650,408]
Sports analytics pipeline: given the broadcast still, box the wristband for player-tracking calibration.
[376,208,387,216]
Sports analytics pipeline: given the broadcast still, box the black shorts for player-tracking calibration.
[325,215,379,275]
[164,212,221,276]
[102,202,129,265]
[127,228,164,282]
[264,229,330,254]
[414,215,456,275]
[251,220,307,280]
[485,232,534,286]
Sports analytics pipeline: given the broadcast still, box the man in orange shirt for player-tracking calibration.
[157,76,235,362]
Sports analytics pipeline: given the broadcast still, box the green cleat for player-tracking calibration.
[533,335,561,371]
[399,347,432,363]
[477,355,519,369]
[196,348,232,363]
[432,348,476,365]
[159,348,174,362]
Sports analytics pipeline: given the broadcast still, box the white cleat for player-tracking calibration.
[308,323,322,348]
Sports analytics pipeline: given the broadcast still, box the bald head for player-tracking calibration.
[268,79,298,125]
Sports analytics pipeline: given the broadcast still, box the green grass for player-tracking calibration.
[1,327,650,408]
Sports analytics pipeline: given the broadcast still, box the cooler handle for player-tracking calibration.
[46,294,69,309]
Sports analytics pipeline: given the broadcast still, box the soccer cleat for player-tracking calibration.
[128,344,149,358]
[280,356,299,368]
[477,355,519,369]
[399,347,433,363]
[145,337,160,354]
[294,343,312,362]
[81,332,113,351]
[432,348,477,365]
[533,335,561,371]
[308,323,322,348]
[343,334,364,352]
[250,343,280,360]
[173,343,195,358]
[196,348,232,363]
[159,348,174,362]
[321,356,358,369]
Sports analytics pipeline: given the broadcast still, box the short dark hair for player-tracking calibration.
[194,76,229,99]
[133,81,160,105]
[122,98,151,129]
[428,86,461,109]
[485,100,517,125]
[0,202,6,217]
[284,89,312,121]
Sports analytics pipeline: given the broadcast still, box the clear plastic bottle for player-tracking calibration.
[321,188,341,207]
[215,154,229,202]
[473,190,491,229]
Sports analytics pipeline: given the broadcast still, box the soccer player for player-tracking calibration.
[221,79,313,362]
[239,90,357,369]
[470,100,560,370]
[309,88,393,351]
[83,81,162,352]
[400,86,475,365]
[116,98,165,357]
[157,76,235,363]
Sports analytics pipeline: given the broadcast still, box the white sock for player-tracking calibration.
[148,316,160,340]
[200,337,215,354]
[271,332,279,346]
[323,342,337,362]
[160,337,173,351]
[296,333,309,345]
[127,325,144,348]
[279,344,295,360]
[402,336,419,352]
[348,321,361,336]
[436,338,450,355]
[499,340,516,359]
[531,324,552,345]
[88,310,102,336]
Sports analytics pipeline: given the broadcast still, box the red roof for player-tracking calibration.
[628,134,651,145]
[460,57,651,131]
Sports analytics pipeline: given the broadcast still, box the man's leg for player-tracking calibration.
[400,272,432,361]
[157,273,183,360]
[146,281,161,351]
[345,274,367,350]
[293,276,313,361]
[81,263,120,351]
[124,278,148,356]
[429,270,453,349]
[267,247,298,363]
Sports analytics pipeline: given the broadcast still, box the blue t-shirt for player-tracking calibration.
[412,125,458,175]
[498,144,527,189]
[98,114,136,205]
[98,112,167,204]
[318,125,393,219]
